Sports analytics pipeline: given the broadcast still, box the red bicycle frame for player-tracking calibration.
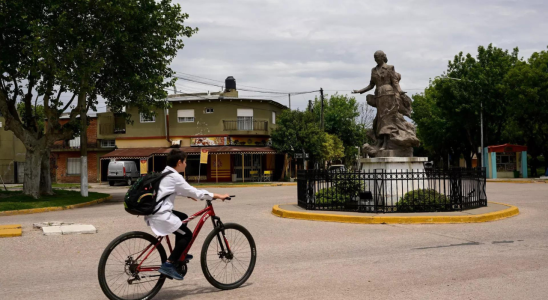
[137,202,228,273]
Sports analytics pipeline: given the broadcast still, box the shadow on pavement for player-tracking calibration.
[156,282,253,299]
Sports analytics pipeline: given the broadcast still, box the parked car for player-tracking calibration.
[107,161,140,186]
[328,164,346,173]
[326,164,347,182]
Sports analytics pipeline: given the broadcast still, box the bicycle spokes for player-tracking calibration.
[205,229,253,284]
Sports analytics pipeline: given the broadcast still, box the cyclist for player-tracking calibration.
[145,148,230,280]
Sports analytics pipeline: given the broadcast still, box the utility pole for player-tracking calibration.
[320,88,324,131]
[288,94,291,110]
[480,100,484,169]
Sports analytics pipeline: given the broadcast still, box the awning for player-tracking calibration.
[101,148,171,160]
[179,146,277,155]
[487,143,527,153]
[101,146,277,160]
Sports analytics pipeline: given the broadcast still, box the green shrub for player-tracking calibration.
[396,189,450,212]
[315,174,366,205]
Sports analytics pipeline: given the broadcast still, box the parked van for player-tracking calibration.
[107,161,140,186]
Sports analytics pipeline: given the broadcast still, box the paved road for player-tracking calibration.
[1,183,548,300]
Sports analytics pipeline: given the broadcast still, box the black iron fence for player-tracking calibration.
[297,168,487,213]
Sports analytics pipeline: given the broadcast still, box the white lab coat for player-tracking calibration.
[144,166,214,236]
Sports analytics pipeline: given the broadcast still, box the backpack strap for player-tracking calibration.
[151,171,175,215]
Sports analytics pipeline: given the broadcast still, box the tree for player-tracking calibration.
[271,109,327,177]
[0,0,196,198]
[412,44,520,167]
[312,94,367,166]
[503,49,548,176]
[320,133,345,164]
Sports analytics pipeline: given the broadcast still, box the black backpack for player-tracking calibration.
[124,171,174,216]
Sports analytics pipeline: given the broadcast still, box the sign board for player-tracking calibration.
[200,149,209,164]
[294,153,309,159]
[192,137,226,146]
[140,159,148,174]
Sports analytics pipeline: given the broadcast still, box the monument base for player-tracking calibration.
[359,157,429,209]
[359,156,428,172]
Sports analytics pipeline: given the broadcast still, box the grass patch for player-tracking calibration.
[0,189,109,212]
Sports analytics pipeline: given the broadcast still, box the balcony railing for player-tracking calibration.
[223,120,268,132]
[99,124,126,135]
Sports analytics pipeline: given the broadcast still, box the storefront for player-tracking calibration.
[484,144,528,179]
[101,146,280,182]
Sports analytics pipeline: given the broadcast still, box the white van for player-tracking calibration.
[107,161,140,186]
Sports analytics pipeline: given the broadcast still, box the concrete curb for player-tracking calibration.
[272,201,520,224]
[0,224,22,238]
[487,179,547,184]
[190,183,297,188]
[0,195,112,217]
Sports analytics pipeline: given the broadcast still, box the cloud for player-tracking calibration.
[102,0,548,111]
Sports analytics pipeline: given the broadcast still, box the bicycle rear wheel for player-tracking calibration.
[98,231,167,300]
[201,223,257,290]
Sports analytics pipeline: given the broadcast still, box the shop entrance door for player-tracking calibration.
[234,154,262,181]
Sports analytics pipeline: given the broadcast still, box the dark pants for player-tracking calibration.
[168,210,193,262]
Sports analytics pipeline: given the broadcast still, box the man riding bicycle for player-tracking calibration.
[145,148,230,280]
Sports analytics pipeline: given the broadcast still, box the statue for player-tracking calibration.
[352,50,420,157]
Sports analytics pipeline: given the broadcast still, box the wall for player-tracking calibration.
[167,100,282,137]
[55,152,99,183]
[122,107,167,138]
[0,117,26,163]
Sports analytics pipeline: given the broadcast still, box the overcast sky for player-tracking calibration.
[161,0,548,111]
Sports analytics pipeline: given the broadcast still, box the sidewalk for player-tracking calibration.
[487,178,548,183]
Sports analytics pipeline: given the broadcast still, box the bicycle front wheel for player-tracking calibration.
[201,223,257,290]
[98,231,167,300]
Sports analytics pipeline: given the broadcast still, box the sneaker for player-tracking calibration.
[158,262,184,280]
[185,254,193,261]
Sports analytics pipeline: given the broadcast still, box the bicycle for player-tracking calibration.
[97,196,257,300]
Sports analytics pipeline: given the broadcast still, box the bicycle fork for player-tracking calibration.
[211,216,233,259]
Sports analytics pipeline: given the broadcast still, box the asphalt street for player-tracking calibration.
[1,183,547,300]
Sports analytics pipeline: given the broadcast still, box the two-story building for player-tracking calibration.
[51,113,117,183]
[98,76,287,182]
[0,115,26,183]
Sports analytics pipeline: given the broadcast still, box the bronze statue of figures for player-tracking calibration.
[352,50,419,157]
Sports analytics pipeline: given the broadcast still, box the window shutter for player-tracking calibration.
[237,109,253,117]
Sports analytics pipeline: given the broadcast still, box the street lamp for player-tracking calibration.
[440,76,483,169]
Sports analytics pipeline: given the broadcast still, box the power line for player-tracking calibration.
[173,71,287,93]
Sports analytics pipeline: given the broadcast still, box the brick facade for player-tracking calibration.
[52,117,100,183]
[53,151,99,183]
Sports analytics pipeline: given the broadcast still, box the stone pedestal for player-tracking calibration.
[359,157,429,208]
[359,157,428,172]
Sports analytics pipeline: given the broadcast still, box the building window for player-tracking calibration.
[178,109,195,123]
[67,158,81,175]
[101,140,116,148]
[69,136,80,148]
[237,109,253,130]
[205,108,214,114]
[140,113,156,123]
[272,111,276,124]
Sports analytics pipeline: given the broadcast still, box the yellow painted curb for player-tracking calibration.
[0,195,112,217]
[0,224,22,238]
[272,201,519,224]
[487,179,547,184]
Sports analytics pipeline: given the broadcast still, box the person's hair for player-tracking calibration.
[167,148,187,167]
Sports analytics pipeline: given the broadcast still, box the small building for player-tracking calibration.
[483,144,528,179]
[0,115,26,183]
[51,113,114,183]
